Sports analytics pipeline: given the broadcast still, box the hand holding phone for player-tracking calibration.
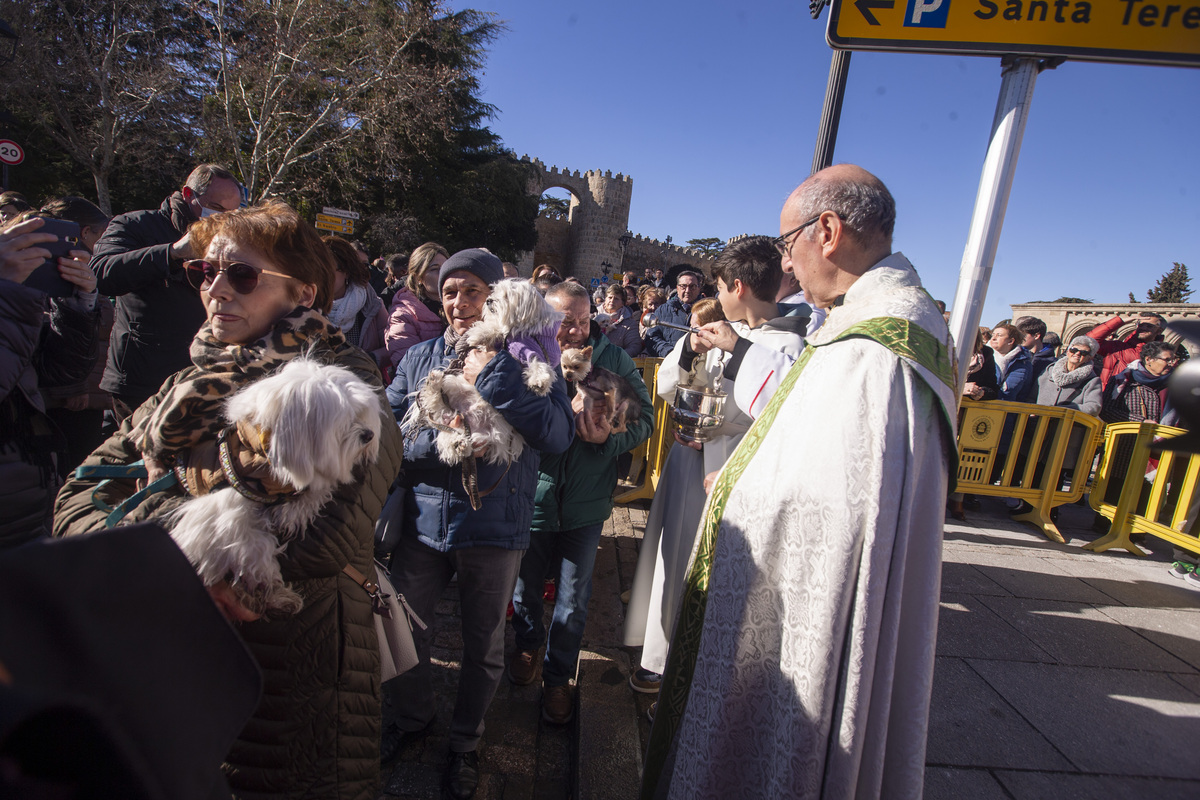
[22,218,82,297]
[0,217,57,286]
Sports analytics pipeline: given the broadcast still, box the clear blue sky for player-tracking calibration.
[454,0,1199,326]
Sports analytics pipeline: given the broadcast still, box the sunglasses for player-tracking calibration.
[1067,348,1092,356]
[184,259,294,295]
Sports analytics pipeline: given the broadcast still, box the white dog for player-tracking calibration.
[169,358,382,615]
[463,278,563,396]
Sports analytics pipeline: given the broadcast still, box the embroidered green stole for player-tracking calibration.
[639,316,954,799]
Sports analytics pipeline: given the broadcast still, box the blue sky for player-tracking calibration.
[454,0,1199,326]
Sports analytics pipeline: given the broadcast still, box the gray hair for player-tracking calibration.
[546,280,591,304]
[796,171,895,247]
[1069,336,1099,357]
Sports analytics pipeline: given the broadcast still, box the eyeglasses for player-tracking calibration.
[1067,347,1092,357]
[184,259,294,295]
[1148,354,1179,365]
[773,214,823,256]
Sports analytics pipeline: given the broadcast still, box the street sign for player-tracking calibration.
[315,218,354,234]
[316,213,350,225]
[321,206,360,220]
[0,140,24,166]
[828,0,1200,66]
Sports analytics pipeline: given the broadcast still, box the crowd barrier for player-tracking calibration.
[956,399,1105,543]
[615,357,672,504]
[1085,421,1200,557]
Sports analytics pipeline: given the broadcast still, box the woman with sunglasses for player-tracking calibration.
[54,200,404,799]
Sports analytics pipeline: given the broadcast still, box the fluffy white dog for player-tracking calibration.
[169,358,382,615]
[463,278,563,396]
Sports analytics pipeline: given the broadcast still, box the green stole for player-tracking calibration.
[639,316,954,800]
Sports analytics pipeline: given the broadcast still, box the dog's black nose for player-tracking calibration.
[360,429,375,444]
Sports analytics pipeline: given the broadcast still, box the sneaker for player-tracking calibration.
[1169,560,1197,580]
[1185,571,1200,590]
[542,683,574,725]
[1004,497,1023,510]
[444,750,479,800]
[629,667,662,694]
[508,648,541,686]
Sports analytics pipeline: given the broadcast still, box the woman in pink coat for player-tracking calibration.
[385,242,448,370]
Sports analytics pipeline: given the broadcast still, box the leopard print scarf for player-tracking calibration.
[130,307,348,460]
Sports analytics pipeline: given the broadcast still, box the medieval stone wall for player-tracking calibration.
[620,234,715,281]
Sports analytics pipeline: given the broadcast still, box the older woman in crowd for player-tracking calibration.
[1038,336,1102,414]
[384,242,448,370]
[54,201,404,799]
[324,235,389,374]
[1101,339,1178,425]
[637,285,667,340]
[598,284,642,357]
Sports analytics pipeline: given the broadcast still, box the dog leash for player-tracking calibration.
[75,461,181,528]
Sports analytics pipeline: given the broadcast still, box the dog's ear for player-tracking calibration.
[581,346,593,360]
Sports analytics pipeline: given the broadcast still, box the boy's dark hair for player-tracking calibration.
[1015,316,1047,339]
[711,236,781,303]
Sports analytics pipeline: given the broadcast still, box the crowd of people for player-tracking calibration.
[0,161,1188,800]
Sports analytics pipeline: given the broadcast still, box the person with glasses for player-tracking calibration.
[1100,339,1178,426]
[1086,311,1169,390]
[55,199,405,799]
[642,165,955,800]
[91,164,244,433]
[642,266,703,357]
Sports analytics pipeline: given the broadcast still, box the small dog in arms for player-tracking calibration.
[560,346,641,433]
[169,358,382,615]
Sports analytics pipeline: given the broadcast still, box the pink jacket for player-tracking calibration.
[385,287,446,369]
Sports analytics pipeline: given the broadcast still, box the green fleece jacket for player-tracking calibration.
[531,327,654,532]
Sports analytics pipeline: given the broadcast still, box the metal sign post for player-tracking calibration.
[811,49,853,175]
[947,56,1042,390]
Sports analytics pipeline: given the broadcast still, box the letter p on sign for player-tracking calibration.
[905,0,950,26]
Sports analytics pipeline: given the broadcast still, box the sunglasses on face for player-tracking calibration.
[1067,348,1092,357]
[184,259,293,295]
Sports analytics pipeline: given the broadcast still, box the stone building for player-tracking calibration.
[518,156,715,285]
[1008,302,1200,348]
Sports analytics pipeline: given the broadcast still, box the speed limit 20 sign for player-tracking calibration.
[0,140,25,166]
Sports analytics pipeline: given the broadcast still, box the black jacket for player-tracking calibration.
[92,193,207,404]
[0,281,98,549]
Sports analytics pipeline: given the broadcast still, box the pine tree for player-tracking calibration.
[1146,263,1192,303]
[1129,292,1139,303]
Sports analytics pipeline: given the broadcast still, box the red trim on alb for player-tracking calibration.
[748,370,774,419]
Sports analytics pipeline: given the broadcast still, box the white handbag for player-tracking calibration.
[343,560,427,681]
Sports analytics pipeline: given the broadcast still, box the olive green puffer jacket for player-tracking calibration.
[53,344,404,800]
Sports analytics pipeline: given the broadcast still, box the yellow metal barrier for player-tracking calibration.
[957,399,1105,543]
[1085,422,1200,557]
[615,357,673,503]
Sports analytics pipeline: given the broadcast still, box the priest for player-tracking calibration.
[642,164,957,800]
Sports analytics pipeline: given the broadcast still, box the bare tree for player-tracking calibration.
[0,0,206,214]
[204,0,497,202]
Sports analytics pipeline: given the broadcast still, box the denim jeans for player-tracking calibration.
[511,523,605,687]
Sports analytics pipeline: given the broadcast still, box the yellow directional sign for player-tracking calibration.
[315,218,354,234]
[316,213,348,225]
[828,0,1200,66]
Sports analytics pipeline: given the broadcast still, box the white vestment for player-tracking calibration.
[623,319,805,673]
[643,254,956,800]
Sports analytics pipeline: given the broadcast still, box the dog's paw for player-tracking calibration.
[269,585,305,615]
[523,359,556,397]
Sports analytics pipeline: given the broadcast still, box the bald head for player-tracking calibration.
[785,164,895,251]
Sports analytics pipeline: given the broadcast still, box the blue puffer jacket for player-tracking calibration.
[998,346,1034,403]
[643,295,694,357]
[387,334,574,552]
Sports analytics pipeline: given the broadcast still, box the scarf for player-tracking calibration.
[1121,361,1171,390]
[992,345,1022,377]
[327,281,372,331]
[1045,355,1096,388]
[130,307,348,460]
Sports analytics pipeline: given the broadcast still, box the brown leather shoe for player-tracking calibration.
[508,648,541,686]
[542,683,574,725]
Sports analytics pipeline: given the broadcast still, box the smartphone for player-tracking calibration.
[23,218,82,297]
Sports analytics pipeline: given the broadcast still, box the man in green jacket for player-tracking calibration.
[508,280,654,724]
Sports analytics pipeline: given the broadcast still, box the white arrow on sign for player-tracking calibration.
[321,206,360,220]
[0,140,25,166]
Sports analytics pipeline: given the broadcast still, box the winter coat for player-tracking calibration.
[1024,345,1057,401]
[384,287,445,370]
[53,344,404,800]
[600,306,643,358]
[386,333,574,552]
[1035,360,1102,415]
[1,282,98,550]
[995,346,1034,403]
[353,291,389,375]
[964,345,1000,401]
[1087,315,1163,389]
[92,193,207,404]
[643,295,694,357]
[532,326,653,532]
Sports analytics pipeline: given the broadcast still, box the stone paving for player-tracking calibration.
[381,496,1200,799]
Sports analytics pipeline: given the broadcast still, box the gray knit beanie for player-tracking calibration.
[438,248,503,291]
